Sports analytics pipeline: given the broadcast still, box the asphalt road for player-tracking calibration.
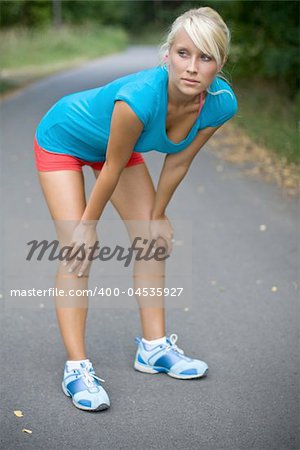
[1,46,299,450]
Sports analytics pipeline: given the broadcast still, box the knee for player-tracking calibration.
[126,219,152,244]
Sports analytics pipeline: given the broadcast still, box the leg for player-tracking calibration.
[93,163,166,341]
[38,169,89,360]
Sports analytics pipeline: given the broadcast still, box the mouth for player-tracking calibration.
[181,78,200,85]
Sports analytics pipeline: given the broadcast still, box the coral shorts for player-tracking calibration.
[33,135,145,172]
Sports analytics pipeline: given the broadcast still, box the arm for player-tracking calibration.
[81,101,144,222]
[65,101,143,276]
[152,125,221,219]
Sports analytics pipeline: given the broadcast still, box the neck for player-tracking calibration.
[167,78,206,109]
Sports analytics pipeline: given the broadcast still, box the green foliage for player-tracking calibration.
[62,1,126,25]
[0,0,51,27]
[1,0,299,97]
[222,0,299,97]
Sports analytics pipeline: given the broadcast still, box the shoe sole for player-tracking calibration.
[134,361,208,379]
[62,381,110,411]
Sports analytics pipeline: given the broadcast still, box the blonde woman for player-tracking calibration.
[34,6,238,411]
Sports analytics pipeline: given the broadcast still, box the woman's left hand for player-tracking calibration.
[149,214,174,256]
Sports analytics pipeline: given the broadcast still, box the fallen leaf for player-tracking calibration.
[211,123,300,198]
[14,410,23,417]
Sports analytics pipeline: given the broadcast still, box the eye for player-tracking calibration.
[178,50,188,57]
[201,54,212,62]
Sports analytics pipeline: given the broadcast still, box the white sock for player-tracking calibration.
[66,358,90,368]
[142,336,167,349]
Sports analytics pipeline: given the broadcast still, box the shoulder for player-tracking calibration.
[205,76,238,127]
[114,66,164,127]
[213,77,238,109]
[211,77,238,111]
[116,65,165,92]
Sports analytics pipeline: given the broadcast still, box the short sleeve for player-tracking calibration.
[208,90,238,128]
[114,82,157,128]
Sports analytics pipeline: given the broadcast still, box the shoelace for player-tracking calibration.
[76,361,105,388]
[165,333,184,355]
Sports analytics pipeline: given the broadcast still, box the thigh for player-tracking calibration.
[93,162,155,221]
[38,169,88,247]
[38,170,87,221]
[38,170,86,250]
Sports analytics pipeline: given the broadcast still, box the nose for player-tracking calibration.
[186,56,198,73]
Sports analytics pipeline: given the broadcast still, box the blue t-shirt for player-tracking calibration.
[36,65,238,162]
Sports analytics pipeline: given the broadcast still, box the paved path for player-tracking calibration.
[1,46,299,449]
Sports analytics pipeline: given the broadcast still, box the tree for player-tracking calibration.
[52,0,62,29]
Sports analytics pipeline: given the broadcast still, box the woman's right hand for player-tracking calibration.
[63,221,99,277]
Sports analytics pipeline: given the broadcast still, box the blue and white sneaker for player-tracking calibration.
[134,333,208,379]
[62,360,110,411]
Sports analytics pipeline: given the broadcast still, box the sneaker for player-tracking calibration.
[62,360,110,411]
[134,333,208,379]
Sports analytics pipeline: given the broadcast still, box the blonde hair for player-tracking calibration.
[159,6,233,96]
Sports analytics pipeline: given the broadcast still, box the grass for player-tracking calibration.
[234,79,299,164]
[0,23,128,94]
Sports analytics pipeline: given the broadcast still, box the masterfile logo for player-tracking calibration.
[26,237,170,267]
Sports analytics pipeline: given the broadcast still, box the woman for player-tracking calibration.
[34,6,238,412]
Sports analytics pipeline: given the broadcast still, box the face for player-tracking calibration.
[167,28,219,98]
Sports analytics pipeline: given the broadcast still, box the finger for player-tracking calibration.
[68,258,82,273]
[164,238,172,256]
[78,259,92,278]
[62,241,76,266]
[165,236,174,256]
[73,239,96,275]
[67,245,80,264]
[156,237,169,257]
[66,246,83,272]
